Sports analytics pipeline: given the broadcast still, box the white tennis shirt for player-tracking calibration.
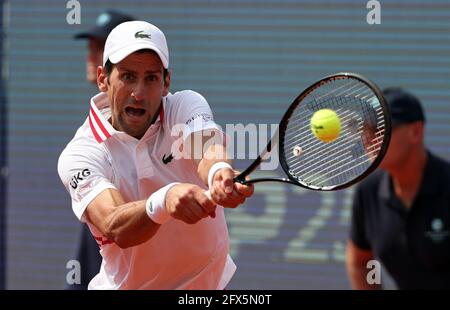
[58,90,236,289]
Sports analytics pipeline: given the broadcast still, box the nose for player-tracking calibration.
[131,81,145,102]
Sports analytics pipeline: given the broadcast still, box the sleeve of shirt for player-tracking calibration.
[168,90,224,141]
[349,185,372,250]
[57,143,117,222]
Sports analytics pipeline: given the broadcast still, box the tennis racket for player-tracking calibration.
[208,72,391,193]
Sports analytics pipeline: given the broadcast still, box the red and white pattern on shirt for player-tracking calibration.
[88,102,165,143]
[94,235,113,246]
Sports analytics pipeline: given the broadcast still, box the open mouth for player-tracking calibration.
[125,107,146,117]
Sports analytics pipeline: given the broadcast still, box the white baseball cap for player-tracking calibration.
[103,21,169,68]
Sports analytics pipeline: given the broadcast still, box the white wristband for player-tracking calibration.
[145,182,180,224]
[207,162,233,189]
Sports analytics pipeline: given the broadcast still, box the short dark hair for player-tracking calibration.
[104,59,114,77]
[382,87,425,126]
[104,49,168,80]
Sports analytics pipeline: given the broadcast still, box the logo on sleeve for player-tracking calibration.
[185,113,213,125]
[70,169,91,189]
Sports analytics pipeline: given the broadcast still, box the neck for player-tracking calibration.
[150,102,162,125]
[390,148,427,208]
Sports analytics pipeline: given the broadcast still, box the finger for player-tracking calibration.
[220,168,235,194]
[196,190,217,215]
[202,190,216,218]
[190,202,210,220]
[213,187,245,208]
[211,184,228,203]
[209,210,216,218]
[235,182,254,197]
[174,204,197,224]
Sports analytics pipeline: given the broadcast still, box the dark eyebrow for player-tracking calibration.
[116,68,135,74]
[145,70,162,75]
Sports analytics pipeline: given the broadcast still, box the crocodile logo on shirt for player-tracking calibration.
[162,153,174,165]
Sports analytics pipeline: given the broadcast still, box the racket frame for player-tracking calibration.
[235,72,391,191]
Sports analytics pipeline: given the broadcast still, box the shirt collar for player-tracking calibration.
[417,151,439,195]
[378,151,438,204]
[378,171,391,201]
[88,92,165,143]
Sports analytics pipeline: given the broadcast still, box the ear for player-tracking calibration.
[97,66,109,92]
[162,70,171,97]
[409,121,424,144]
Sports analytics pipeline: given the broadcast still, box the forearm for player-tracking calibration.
[347,264,382,290]
[86,188,165,249]
[103,200,161,248]
[197,143,232,186]
[346,240,381,290]
[187,131,253,208]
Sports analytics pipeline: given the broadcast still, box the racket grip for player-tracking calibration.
[204,190,216,218]
[233,176,248,184]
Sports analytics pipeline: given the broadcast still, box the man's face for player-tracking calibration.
[100,51,170,139]
[379,122,421,171]
[87,38,105,84]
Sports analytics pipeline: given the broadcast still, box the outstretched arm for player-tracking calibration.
[187,129,254,208]
[346,240,381,290]
[85,183,217,249]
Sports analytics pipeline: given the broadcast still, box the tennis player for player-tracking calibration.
[58,20,253,289]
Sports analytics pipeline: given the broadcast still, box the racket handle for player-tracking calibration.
[233,175,248,184]
[204,190,216,218]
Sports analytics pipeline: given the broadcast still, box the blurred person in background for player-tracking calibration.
[346,87,450,289]
[75,10,135,84]
[67,9,135,290]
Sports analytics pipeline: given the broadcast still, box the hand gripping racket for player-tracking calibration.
[207,72,391,194]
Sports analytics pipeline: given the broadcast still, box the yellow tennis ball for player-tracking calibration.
[310,109,341,143]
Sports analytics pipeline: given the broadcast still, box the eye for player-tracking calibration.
[146,74,158,82]
[122,73,135,81]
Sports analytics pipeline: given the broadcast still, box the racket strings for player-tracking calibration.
[308,145,384,186]
[285,87,373,154]
[282,77,387,189]
[287,115,370,182]
[296,139,385,186]
[285,106,386,162]
[285,106,365,147]
[285,82,374,135]
[289,118,384,186]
